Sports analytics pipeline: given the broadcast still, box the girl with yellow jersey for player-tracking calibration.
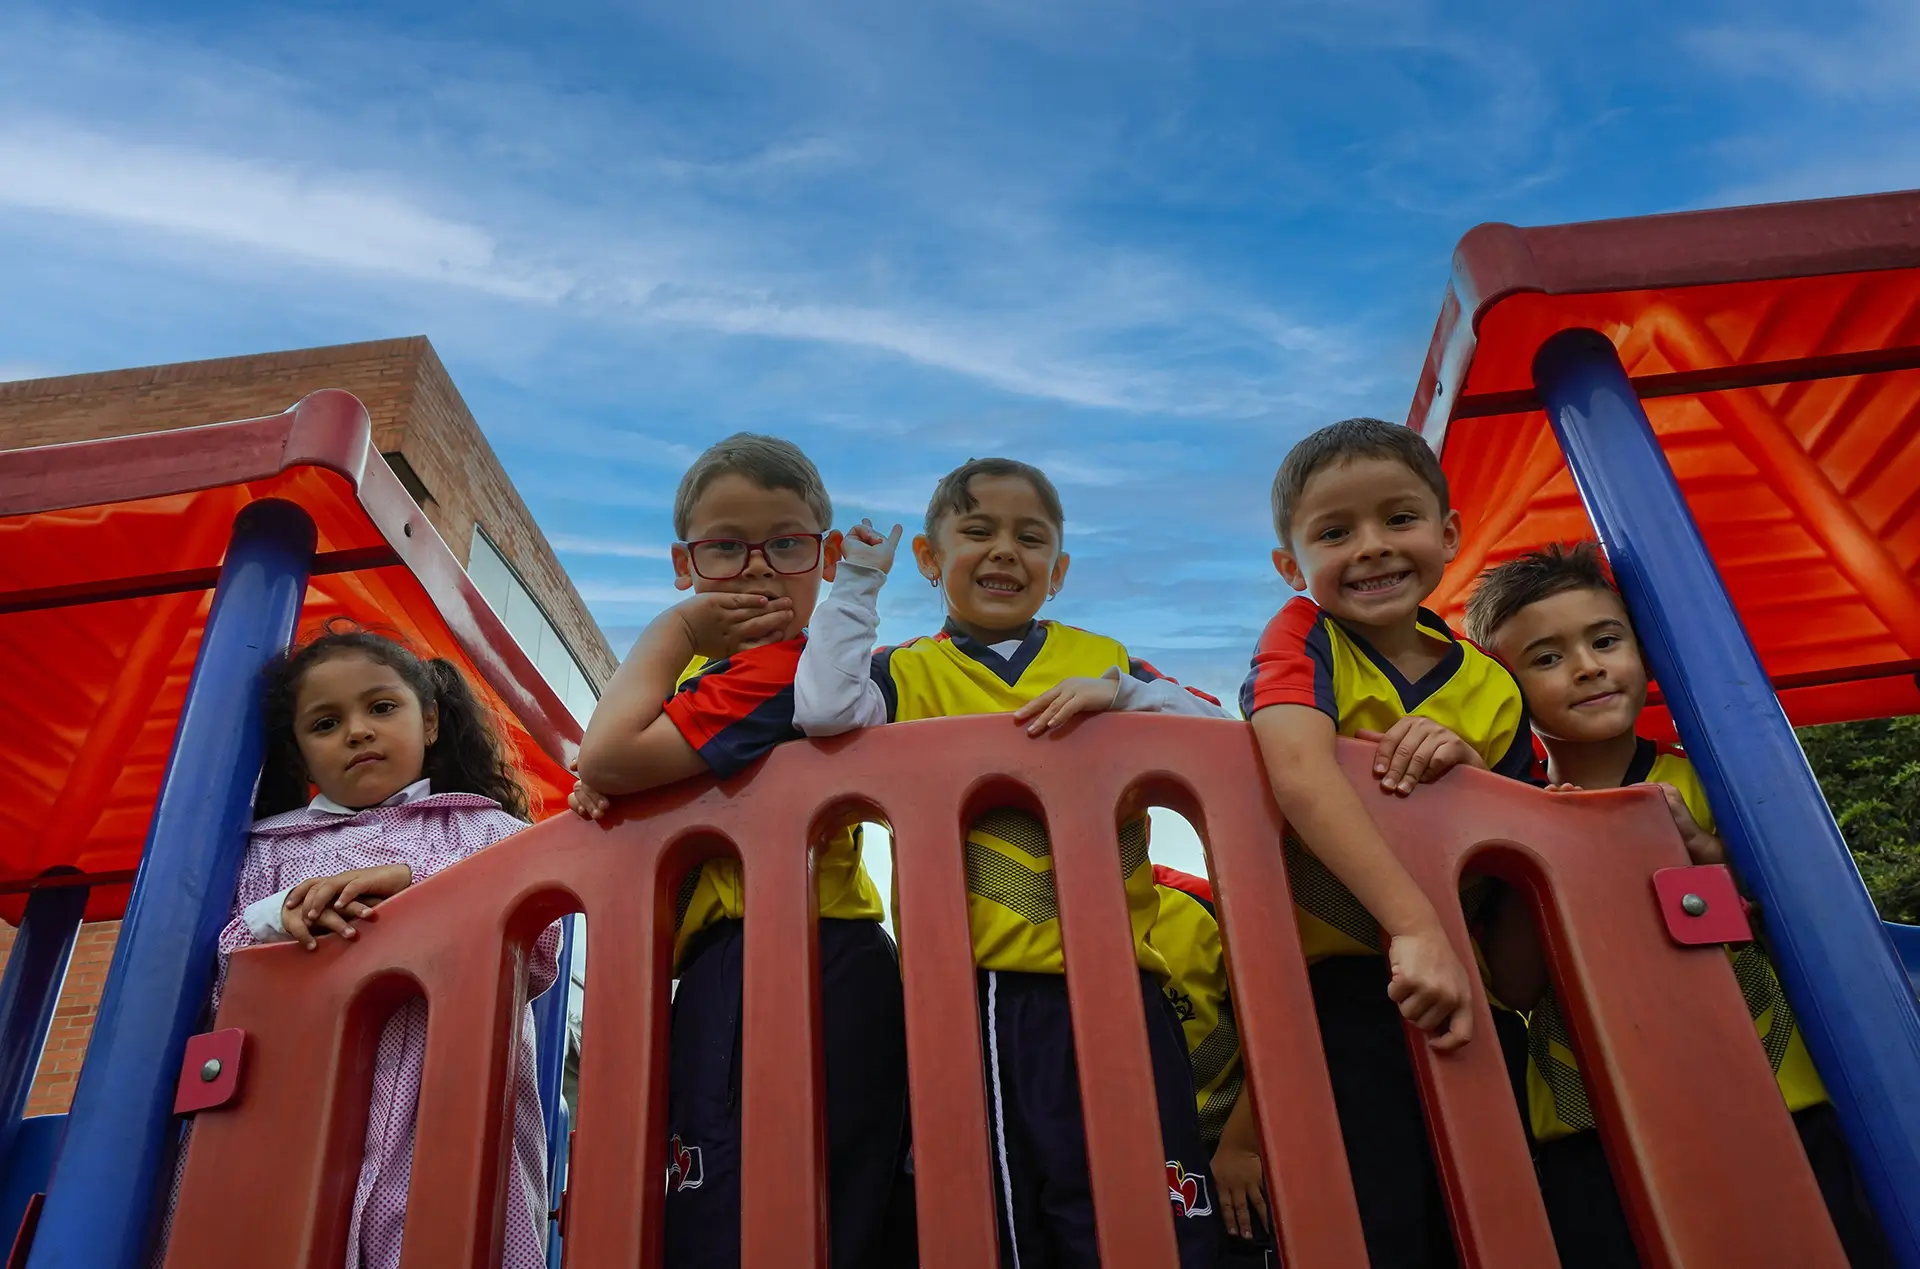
[795,457,1227,1269]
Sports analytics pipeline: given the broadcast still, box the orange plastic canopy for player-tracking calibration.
[1411,189,1920,735]
[0,390,580,923]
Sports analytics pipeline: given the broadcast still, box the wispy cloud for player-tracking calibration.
[0,123,569,301]
[546,533,673,560]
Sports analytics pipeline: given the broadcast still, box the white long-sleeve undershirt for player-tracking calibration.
[793,562,1228,734]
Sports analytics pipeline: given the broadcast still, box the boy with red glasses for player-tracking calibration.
[573,432,909,1269]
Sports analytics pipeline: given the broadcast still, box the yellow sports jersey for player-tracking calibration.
[1239,597,1533,962]
[1526,740,1829,1143]
[878,619,1208,978]
[1152,867,1245,1149]
[663,646,885,970]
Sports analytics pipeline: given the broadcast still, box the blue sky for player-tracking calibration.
[3,0,1916,714]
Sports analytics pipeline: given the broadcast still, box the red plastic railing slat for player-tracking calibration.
[162,716,1847,1269]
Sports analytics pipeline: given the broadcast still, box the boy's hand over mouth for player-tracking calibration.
[674,591,795,658]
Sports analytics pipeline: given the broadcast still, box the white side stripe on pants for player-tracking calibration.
[985,971,1023,1269]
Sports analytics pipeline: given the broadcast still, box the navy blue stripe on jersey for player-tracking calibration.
[694,684,803,778]
[1623,735,1658,786]
[1491,700,1536,780]
[941,617,1047,687]
[869,648,901,723]
[1340,608,1467,713]
[1240,598,1338,720]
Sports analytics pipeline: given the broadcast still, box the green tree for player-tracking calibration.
[1797,717,1920,925]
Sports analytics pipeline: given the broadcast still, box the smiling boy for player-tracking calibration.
[1239,418,1533,1268]
[1466,541,1890,1269]
[573,433,907,1269]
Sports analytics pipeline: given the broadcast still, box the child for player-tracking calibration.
[1240,417,1534,1268]
[1151,866,1275,1268]
[793,456,1226,1269]
[166,622,557,1268]
[570,433,907,1269]
[1465,541,1892,1268]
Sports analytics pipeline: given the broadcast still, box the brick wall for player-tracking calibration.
[0,921,121,1116]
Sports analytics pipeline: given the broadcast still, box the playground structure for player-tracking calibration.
[0,187,1918,1267]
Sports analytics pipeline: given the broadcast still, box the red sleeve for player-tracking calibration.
[660,640,806,778]
[1238,596,1337,720]
[1152,864,1214,906]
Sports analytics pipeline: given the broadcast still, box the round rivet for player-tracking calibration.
[200,1058,222,1082]
[1680,893,1708,917]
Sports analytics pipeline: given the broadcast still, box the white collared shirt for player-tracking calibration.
[243,779,433,940]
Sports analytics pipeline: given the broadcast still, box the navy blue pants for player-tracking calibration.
[665,918,912,1269]
[1310,956,1458,1269]
[1535,1102,1892,1268]
[979,969,1222,1269]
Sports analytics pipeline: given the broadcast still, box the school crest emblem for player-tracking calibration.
[669,1135,705,1192]
[1166,1161,1212,1217]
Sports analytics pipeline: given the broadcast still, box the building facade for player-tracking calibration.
[0,336,613,1113]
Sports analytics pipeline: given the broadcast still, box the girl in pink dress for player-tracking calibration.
[162,623,558,1268]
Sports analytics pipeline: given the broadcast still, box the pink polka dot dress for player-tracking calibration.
[158,784,560,1269]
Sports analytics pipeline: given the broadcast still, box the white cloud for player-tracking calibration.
[545,533,673,560]
[571,581,684,604]
[0,122,571,301]
[1689,2,1920,103]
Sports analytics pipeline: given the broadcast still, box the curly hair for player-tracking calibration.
[254,620,531,820]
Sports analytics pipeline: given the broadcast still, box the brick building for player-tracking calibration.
[0,337,614,1114]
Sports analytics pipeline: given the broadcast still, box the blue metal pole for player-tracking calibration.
[27,499,314,1269]
[1533,328,1920,1264]
[0,881,88,1176]
[531,915,575,1264]
[531,915,574,1160]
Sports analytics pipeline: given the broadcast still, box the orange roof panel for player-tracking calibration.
[0,391,581,922]
[1411,190,1920,733]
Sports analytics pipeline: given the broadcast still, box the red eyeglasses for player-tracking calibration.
[680,534,825,580]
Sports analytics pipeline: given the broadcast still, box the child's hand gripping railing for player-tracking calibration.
[160,717,1845,1268]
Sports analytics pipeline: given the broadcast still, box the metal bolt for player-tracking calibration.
[200,1058,222,1082]
[1680,893,1708,917]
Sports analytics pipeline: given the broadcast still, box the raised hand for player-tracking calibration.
[842,518,902,574]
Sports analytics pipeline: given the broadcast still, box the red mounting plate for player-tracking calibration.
[174,1028,246,1115]
[1653,865,1753,946]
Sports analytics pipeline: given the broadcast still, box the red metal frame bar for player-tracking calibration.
[0,545,401,617]
[1448,340,1920,422]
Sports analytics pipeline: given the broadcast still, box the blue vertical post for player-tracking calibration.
[27,499,314,1269]
[0,881,88,1175]
[1534,328,1920,1263]
[531,915,575,1267]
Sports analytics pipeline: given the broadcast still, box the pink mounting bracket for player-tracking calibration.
[174,1029,246,1114]
[1653,865,1753,945]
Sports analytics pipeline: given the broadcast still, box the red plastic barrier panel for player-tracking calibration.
[162,718,1844,1268]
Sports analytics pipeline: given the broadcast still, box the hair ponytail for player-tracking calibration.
[421,657,531,820]
[253,620,532,821]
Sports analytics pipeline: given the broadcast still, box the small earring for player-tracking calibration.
[1047,591,1057,602]
[928,574,941,588]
